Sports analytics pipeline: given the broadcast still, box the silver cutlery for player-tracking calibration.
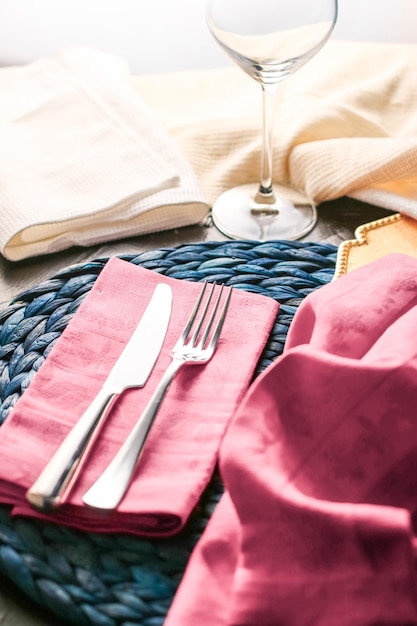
[26,282,173,512]
[82,281,233,510]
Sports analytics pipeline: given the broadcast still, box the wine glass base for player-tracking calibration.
[211,183,317,241]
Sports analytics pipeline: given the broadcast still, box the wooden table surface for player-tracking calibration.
[0,196,394,626]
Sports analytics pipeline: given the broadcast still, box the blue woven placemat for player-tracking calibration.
[0,240,337,626]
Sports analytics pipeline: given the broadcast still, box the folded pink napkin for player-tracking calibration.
[0,257,278,536]
[165,253,417,625]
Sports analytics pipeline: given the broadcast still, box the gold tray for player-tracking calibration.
[335,213,417,278]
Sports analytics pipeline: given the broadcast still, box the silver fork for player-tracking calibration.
[82,281,233,510]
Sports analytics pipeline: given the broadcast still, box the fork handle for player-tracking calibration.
[82,359,183,510]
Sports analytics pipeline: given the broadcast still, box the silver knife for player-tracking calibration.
[26,282,172,512]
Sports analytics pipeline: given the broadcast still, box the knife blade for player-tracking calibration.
[26,282,172,512]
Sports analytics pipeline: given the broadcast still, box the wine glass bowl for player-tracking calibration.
[206,0,338,241]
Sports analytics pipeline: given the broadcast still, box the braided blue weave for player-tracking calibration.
[0,240,337,626]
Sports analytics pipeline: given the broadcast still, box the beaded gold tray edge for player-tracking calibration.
[335,213,417,278]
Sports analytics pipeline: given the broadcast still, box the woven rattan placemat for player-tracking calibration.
[0,240,337,626]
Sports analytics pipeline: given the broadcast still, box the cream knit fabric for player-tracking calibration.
[1,41,416,260]
[135,40,417,217]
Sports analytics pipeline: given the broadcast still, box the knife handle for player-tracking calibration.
[26,388,116,511]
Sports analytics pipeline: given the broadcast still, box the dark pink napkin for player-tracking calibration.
[0,257,278,536]
[165,253,417,625]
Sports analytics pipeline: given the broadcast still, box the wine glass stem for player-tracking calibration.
[256,83,277,204]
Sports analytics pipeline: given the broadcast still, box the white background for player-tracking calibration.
[0,0,415,72]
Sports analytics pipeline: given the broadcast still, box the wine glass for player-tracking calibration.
[206,0,338,241]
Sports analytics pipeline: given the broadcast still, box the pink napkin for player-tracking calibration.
[165,253,417,625]
[0,257,278,536]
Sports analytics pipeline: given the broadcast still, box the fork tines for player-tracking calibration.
[183,282,233,351]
